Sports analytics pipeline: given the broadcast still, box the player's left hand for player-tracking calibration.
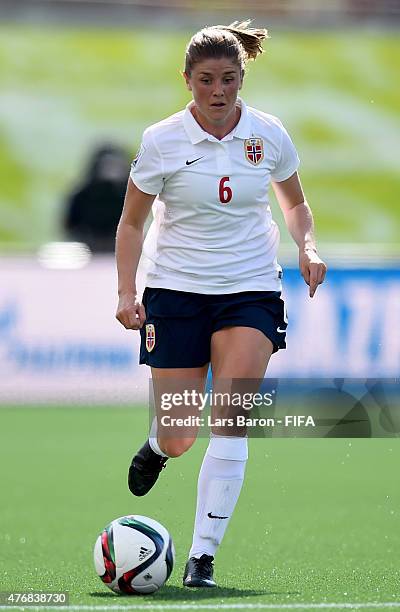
[299,248,327,298]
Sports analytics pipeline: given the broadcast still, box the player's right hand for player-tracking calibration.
[116,294,146,330]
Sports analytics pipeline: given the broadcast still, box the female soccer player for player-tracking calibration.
[116,21,327,588]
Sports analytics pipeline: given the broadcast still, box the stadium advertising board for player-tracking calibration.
[0,257,398,404]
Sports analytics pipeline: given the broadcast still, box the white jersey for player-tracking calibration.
[130,99,299,294]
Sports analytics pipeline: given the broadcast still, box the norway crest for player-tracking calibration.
[145,324,155,352]
[244,138,264,165]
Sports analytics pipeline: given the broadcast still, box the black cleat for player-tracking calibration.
[183,555,217,588]
[128,440,168,497]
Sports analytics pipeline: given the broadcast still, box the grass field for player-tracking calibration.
[1,406,400,611]
[0,26,399,249]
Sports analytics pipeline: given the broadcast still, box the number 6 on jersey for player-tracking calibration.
[219,177,232,204]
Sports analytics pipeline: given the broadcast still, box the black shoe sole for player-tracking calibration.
[183,580,217,588]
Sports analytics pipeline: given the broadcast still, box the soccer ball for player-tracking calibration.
[94,515,175,595]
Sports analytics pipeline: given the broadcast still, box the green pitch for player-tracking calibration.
[1,406,399,611]
[0,26,399,250]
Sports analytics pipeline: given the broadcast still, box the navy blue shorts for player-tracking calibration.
[139,288,287,368]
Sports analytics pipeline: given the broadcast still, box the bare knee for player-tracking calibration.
[159,437,196,458]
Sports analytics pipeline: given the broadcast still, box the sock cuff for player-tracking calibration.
[148,435,169,458]
[208,435,248,461]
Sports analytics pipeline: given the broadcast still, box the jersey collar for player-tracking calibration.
[183,98,251,144]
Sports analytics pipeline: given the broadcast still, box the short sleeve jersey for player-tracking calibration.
[130,99,299,294]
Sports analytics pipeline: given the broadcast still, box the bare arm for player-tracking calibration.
[272,172,327,297]
[115,178,155,329]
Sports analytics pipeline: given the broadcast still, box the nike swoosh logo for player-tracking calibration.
[207,512,229,519]
[277,327,286,333]
[186,156,204,166]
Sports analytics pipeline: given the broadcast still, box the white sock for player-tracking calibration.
[189,436,247,559]
[148,417,168,458]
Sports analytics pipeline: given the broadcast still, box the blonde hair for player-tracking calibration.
[184,20,269,76]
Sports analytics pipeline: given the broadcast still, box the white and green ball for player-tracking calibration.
[94,515,175,595]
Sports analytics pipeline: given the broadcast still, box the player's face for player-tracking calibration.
[184,58,243,132]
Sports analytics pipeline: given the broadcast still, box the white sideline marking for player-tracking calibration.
[1,602,400,610]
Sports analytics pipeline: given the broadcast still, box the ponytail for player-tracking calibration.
[212,20,268,62]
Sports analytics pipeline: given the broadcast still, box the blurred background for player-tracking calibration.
[1,6,399,603]
[0,0,399,404]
